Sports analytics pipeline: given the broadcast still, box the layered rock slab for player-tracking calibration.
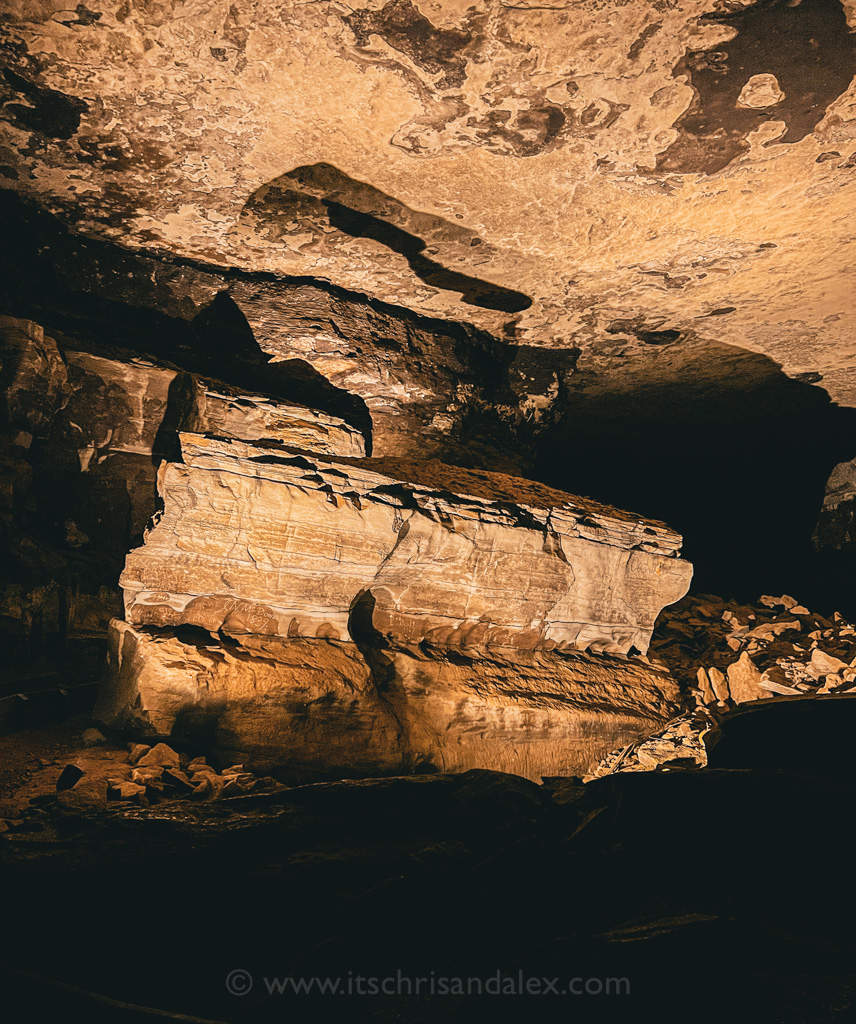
[0,316,365,660]
[121,433,692,655]
[99,620,684,781]
[105,433,691,778]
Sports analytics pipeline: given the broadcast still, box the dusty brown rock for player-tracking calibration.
[584,707,719,780]
[136,743,180,769]
[121,434,692,655]
[98,618,683,782]
[182,379,365,458]
[55,764,85,791]
[57,778,108,813]
[653,592,856,711]
[726,652,769,705]
[107,780,146,800]
[0,315,366,669]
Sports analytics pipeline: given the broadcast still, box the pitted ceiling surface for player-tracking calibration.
[1,0,856,402]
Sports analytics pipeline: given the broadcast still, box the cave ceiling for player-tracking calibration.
[1,0,856,405]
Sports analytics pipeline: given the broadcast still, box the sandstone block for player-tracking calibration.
[121,433,692,656]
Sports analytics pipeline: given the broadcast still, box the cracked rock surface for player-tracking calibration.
[1,0,856,403]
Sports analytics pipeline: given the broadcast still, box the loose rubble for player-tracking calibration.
[585,593,856,779]
[653,592,856,703]
[0,741,284,829]
[111,743,282,806]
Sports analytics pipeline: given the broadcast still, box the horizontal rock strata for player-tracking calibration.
[99,619,684,782]
[121,433,692,655]
[104,433,692,778]
[0,315,364,663]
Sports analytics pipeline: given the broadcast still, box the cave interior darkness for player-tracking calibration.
[4,1,856,1019]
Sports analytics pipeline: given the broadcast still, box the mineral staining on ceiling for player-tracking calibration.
[657,0,856,174]
[0,0,855,405]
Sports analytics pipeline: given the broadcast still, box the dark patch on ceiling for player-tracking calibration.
[656,0,856,174]
[606,318,684,345]
[344,0,472,89]
[54,4,103,27]
[243,164,532,314]
[470,104,568,159]
[627,22,662,61]
[1,68,88,139]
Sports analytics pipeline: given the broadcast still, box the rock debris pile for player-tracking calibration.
[586,592,856,780]
[0,741,283,828]
[654,592,856,703]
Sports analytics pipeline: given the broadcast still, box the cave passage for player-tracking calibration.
[534,339,856,613]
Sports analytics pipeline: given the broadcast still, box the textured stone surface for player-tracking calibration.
[2,0,856,405]
[0,314,366,660]
[98,618,683,780]
[181,378,366,458]
[121,433,692,654]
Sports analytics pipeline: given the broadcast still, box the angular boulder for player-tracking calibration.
[99,433,692,780]
[121,433,692,655]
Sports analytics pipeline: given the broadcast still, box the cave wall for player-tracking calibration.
[0,312,366,671]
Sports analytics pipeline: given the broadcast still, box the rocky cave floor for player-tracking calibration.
[2,594,856,1024]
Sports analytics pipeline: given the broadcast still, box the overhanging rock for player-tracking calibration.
[121,433,692,655]
[101,432,693,779]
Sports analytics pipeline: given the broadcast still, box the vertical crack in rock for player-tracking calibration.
[657,0,856,174]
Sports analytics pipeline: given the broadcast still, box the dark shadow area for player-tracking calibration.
[707,695,856,770]
[323,200,531,313]
[189,292,374,447]
[534,338,856,612]
[243,163,532,313]
[657,0,856,173]
[0,192,373,444]
[2,764,855,1023]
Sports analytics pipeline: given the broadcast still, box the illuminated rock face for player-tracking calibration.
[121,434,692,656]
[103,432,691,779]
[100,619,684,781]
[4,0,856,409]
[0,316,365,656]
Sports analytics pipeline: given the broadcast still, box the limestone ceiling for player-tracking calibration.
[2,0,856,402]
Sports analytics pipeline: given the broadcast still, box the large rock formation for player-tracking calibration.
[121,433,691,653]
[0,314,365,666]
[100,432,692,779]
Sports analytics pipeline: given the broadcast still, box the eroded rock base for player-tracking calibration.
[98,619,683,782]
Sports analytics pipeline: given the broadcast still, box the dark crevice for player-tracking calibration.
[535,338,856,613]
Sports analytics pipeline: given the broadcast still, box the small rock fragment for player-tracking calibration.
[80,727,107,747]
[136,743,180,768]
[760,595,798,610]
[726,652,768,704]
[707,666,730,704]
[163,768,195,793]
[56,764,85,791]
[128,743,151,765]
[108,780,147,800]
